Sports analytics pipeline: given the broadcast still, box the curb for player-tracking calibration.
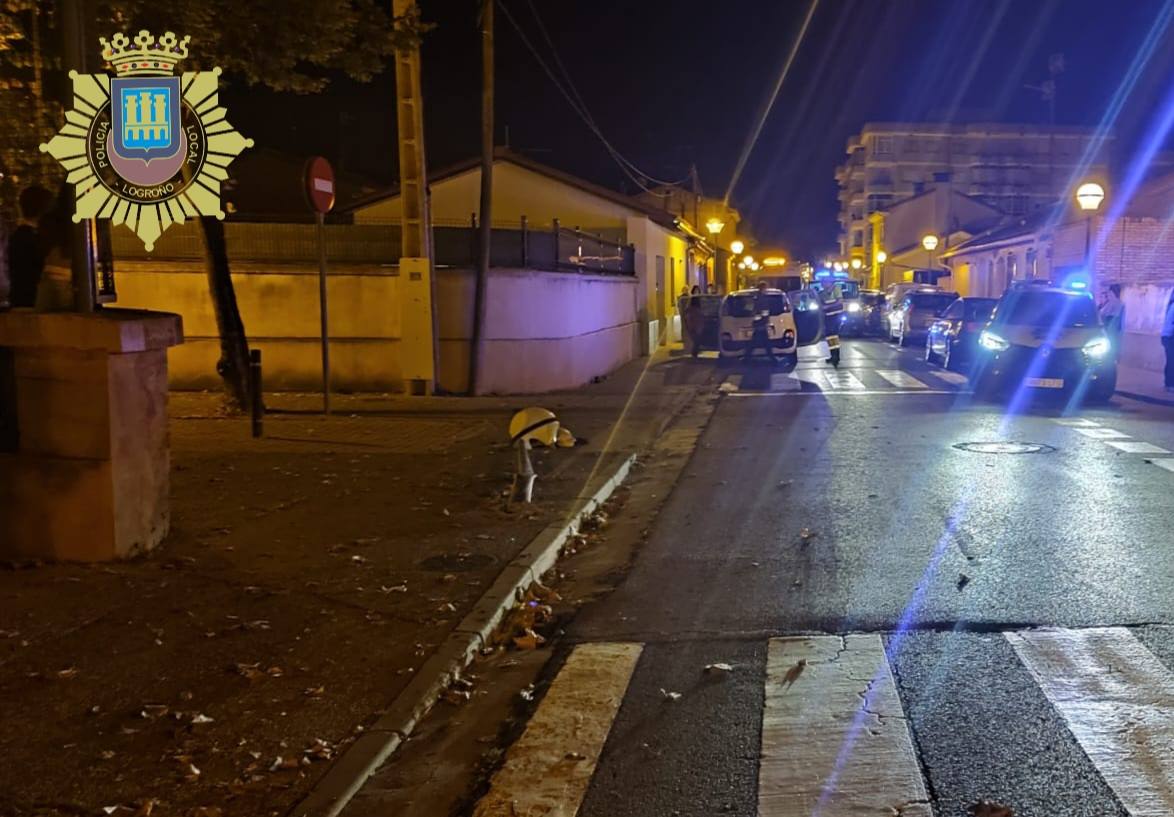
[1116,389,1174,408]
[292,452,637,817]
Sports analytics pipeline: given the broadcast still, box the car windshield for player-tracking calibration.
[965,299,997,320]
[1001,292,1099,327]
[910,293,957,311]
[725,293,788,317]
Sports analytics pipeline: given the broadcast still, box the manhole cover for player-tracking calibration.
[418,552,497,572]
[953,441,1056,455]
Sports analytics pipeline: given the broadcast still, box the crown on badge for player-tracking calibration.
[99,30,190,77]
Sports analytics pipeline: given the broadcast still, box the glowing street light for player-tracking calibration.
[921,234,939,251]
[743,255,755,266]
[1075,182,1105,212]
[730,239,745,254]
[875,250,887,264]
[705,217,725,236]
[1076,181,1106,266]
[850,258,863,270]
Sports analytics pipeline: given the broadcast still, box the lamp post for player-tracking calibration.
[705,217,724,290]
[874,249,887,290]
[1075,181,1105,272]
[921,234,939,276]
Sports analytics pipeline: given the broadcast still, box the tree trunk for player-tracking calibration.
[199,216,251,409]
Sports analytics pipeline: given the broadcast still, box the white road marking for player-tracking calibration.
[727,389,953,398]
[1076,427,1132,439]
[471,643,641,817]
[1007,628,1174,817]
[1055,418,1101,427]
[929,370,970,386]
[824,371,867,390]
[874,369,929,389]
[1105,440,1172,455]
[759,635,931,817]
[789,370,829,389]
[1151,458,1174,473]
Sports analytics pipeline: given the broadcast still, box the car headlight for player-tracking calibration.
[846,301,861,313]
[1083,336,1111,358]
[978,330,1010,352]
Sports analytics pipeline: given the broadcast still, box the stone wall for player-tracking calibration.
[113,260,639,395]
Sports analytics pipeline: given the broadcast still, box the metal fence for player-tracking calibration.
[112,217,635,276]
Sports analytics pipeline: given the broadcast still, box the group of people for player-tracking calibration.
[1098,283,1174,393]
[1,185,71,311]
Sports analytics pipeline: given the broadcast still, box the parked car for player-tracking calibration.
[881,282,938,338]
[718,288,798,364]
[890,289,960,346]
[972,284,1116,403]
[925,297,998,371]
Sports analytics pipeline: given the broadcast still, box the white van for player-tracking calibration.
[719,288,798,363]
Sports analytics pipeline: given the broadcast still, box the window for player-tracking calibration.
[942,301,965,320]
[874,136,894,156]
[852,230,864,248]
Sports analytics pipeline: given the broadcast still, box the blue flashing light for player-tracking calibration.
[1069,279,1088,290]
[815,269,832,280]
[832,270,849,279]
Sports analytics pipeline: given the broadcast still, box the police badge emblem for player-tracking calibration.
[40,30,253,251]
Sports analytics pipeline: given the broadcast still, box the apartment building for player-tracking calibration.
[835,122,1113,257]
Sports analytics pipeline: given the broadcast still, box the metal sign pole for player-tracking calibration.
[316,211,330,415]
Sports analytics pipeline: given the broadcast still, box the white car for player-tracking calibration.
[883,282,940,340]
[719,288,798,364]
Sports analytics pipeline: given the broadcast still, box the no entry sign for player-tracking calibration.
[305,156,335,214]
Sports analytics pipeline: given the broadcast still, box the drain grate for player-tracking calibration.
[953,441,1056,455]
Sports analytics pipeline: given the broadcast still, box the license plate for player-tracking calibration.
[1026,377,1064,389]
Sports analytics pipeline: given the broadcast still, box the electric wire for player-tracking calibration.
[497,0,690,196]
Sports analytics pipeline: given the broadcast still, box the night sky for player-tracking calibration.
[222,0,1174,258]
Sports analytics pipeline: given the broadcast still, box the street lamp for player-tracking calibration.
[1075,181,1105,270]
[921,234,939,271]
[1076,182,1105,212]
[705,218,725,289]
[730,239,745,255]
[850,258,862,270]
[875,250,887,264]
[743,255,755,266]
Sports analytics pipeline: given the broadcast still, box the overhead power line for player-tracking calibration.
[723,0,819,205]
[497,0,692,196]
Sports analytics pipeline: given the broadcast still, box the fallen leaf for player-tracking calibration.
[99,750,116,760]
[513,629,546,651]
[660,688,682,702]
[705,663,734,674]
[56,667,80,680]
[782,659,807,688]
[442,689,471,705]
[184,763,201,782]
[304,685,326,698]
[191,713,214,724]
[800,528,816,541]
[564,751,587,761]
[140,704,170,719]
[969,802,1014,817]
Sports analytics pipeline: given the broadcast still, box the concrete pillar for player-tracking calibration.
[0,308,183,561]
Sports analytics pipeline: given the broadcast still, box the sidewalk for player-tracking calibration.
[1116,361,1174,407]
[0,352,713,817]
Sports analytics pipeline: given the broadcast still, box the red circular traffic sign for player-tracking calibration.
[305,156,335,214]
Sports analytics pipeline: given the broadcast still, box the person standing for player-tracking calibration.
[6,186,52,308]
[1099,283,1125,344]
[1162,291,1174,393]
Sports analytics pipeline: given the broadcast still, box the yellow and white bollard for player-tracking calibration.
[507,407,574,504]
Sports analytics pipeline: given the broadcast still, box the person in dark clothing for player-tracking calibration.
[1162,291,1174,392]
[6,186,53,308]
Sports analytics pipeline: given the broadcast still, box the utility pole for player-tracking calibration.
[470,0,493,395]
[60,0,96,312]
[393,0,437,394]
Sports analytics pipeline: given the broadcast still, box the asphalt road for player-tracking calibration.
[469,338,1174,817]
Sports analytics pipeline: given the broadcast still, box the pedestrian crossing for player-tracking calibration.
[723,366,966,396]
[470,627,1174,816]
[1054,416,1174,475]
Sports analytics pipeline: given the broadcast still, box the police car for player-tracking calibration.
[971,280,1116,402]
